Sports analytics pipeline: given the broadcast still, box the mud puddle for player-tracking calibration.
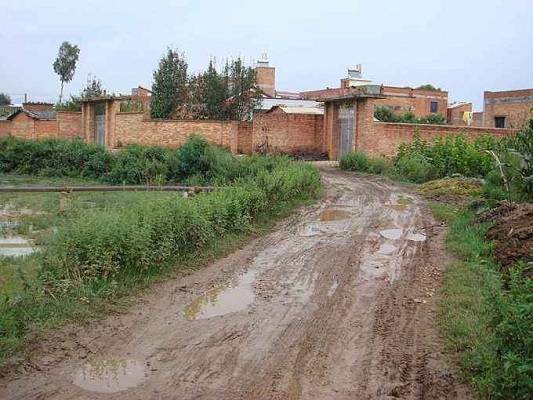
[72,359,146,393]
[379,228,403,240]
[406,231,427,242]
[319,209,351,222]
[184,270,256,320]
[0,236,35,257]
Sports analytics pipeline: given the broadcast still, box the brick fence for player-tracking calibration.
[359,122,517,156]
[253,112,324,154]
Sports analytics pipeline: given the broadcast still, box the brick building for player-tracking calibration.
[483,88,533,128]
[301,67,448,120]
[447,102,473,126]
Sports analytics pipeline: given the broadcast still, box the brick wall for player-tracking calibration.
[0,121,11,135]
[484,89,533,128]
[113,112,244,151]
[360,122,516,156]
[237,122,253,154]
[35,119,58,138]
[58,112,83,139]
[252,111,324,154]
[0,112,82,140]
[22,102,54,112]
[255,66,275,98]
[374,87,448,119]
[10,112,36,138]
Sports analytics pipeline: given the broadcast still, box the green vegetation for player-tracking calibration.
[415,84,442,91]
[374,106,447,125]
[435,208,532,399]
[0,137,321,362]
[53,41,80,105]
[150,48,262,121]
[339,119,533,202]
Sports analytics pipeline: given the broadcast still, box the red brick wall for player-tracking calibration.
[374,87,448,119]
[255,66,275,98]
[484,89,533,128]
[360,122,516,156]
[35,120,58,138]
[22,102,54,112]
[10,112,36,138]
[114,112,242,150]
[57,112,82,139]
[0,121,11,136]
[252,111,324,154]
[237,122,253,154]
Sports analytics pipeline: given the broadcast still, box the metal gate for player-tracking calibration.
[338,106,354,158]
[94,103,105,145]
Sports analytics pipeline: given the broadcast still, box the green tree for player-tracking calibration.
[415,84,442,91]
[150,47,188,119]
[225,58,262,121]
[82,74,104,99]
[53,41,80,105]
[56,75,106,112]
[0,92,11,105]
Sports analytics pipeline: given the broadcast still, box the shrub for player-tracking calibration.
[339,151,370,171]
[394,154,435,183]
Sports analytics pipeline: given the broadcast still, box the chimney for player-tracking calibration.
[341,64,372,88]
[24,93,28,103]
[255,53,275,98]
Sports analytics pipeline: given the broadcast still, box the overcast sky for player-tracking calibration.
[1,0,532,111]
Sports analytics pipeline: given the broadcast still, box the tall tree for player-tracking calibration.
[150,48,188,119]
[225,58,262,121]
[204,60,228,120]
[0,92,11,105]
[53,41,80,104]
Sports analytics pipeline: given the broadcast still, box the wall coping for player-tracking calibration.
[116,113,247,124]
[374,121,518,132]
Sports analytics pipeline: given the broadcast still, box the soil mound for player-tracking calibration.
[480,203,533,272]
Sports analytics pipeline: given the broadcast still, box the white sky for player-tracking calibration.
[1,0,532,111]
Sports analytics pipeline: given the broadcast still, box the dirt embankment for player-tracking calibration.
[478,202,533,273]
[0,168,467,399]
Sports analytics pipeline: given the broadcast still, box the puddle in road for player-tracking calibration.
[72,359,146,393]
[406,232,426,242]
[0,236,35,257]
[377,243,397,254]
[385,203,407,211]
[379,229,403,240]
[320,209,351,222]
[184,270,256,321]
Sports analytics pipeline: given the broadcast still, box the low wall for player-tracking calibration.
[237,122,253,154]
[0,112,82,140]
[113,113,250,152]
[57,112,83,139]
[252,112,324,154]
[0,120,11,135]
[359,122,517,156]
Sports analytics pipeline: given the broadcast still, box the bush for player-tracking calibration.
[40,155,321,286]
[394,154,435,183]
[0,136,113,179]
[339,151,370,171]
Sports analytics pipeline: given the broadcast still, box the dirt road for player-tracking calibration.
[0,168,468,399]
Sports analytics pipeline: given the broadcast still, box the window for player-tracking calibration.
[430,101,438,113]
[494,116,506,128]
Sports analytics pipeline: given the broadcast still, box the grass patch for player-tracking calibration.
[437,210,533,399]
[0,147,322,365]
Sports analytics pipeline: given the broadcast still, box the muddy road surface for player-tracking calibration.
[0,168,468,399]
